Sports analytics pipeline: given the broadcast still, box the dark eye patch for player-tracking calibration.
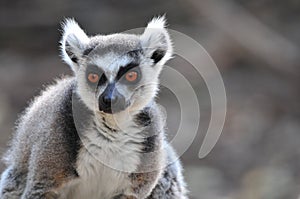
[97,74,107,86]
[116,62,139,80]
[86,65,107,87]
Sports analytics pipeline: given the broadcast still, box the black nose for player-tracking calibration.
[102,93,118,106]
[98,83,126,113]
[99,83,118,108]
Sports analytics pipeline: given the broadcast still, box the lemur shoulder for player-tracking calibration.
[0,17,188,199]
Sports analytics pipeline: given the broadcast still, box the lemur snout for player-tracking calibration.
[99,83,126,113]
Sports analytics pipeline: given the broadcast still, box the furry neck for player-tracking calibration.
[95,107,144,133]
[95,99,154,132]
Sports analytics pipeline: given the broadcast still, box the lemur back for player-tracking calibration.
[0,17,188,199]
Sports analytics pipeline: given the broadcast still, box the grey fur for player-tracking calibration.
[0,17,188,199]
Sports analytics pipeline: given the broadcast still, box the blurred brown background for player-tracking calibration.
[0,0,300,198]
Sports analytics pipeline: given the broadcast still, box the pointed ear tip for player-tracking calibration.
[60,18,89,44]
[147,16,168,29]
[61,18,76,28]
[61,18,85,36]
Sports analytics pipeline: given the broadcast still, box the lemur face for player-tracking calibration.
[61,18,172,114]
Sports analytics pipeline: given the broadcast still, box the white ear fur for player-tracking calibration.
[60,18,90,72]
[140,16,173,65]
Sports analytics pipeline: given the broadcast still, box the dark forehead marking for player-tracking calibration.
[128,49,143,59]
[90,43,141,56]
[83,45,142,59]
[82,42,101,56]
[87,34,142,57]
[83,47,96,56]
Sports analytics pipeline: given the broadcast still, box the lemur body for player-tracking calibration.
[0,17,188,199]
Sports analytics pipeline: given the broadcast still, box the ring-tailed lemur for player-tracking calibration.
[0,17,188,199]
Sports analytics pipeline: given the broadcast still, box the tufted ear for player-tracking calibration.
[60,18,90,72]
[140,16,173,66]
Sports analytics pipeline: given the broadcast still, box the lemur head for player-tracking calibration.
[61,17,172,115]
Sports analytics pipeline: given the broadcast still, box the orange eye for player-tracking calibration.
[88,73,99,83]
[125,71,138,82]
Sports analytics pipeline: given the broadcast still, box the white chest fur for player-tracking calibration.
[60,118,145,199]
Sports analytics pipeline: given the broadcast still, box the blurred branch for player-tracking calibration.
[187,0,300,75]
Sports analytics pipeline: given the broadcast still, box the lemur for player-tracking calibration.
[0,17,188,199]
